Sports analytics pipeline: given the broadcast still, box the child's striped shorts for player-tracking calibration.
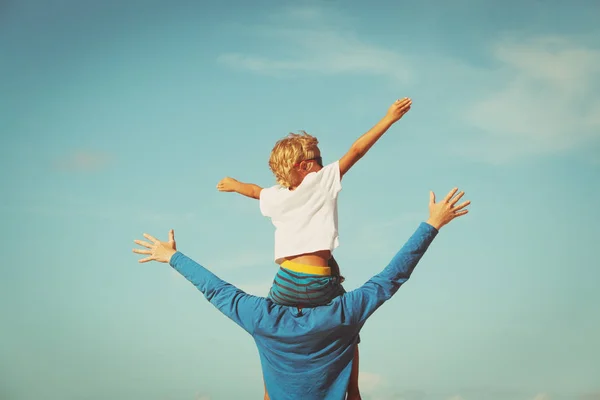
[268,260,346,307]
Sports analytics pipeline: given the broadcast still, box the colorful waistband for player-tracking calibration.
[280,260,331,276]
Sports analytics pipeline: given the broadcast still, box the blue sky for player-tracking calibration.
[1,1,599,399]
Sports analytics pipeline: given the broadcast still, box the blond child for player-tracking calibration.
[217,97,412,399]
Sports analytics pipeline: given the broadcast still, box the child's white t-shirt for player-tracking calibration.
[259,161,342,264]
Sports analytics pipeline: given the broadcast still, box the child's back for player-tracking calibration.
[260,159,341,266]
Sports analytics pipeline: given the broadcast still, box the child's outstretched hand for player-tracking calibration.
[386,97,412,122]
[217,177,239,192]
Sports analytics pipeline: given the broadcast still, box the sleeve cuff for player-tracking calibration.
[169,251,184,268]
[419,222,439,239]
[421,222,439,234]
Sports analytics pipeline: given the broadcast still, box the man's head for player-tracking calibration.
[268,131,323,188]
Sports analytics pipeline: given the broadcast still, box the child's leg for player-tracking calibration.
[264,381,270,400]
[347,344,361,400]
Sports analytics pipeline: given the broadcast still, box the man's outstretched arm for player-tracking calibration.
[343,188,471,325]
[133,230,265,334]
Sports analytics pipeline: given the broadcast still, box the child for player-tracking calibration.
[216,97,412,399]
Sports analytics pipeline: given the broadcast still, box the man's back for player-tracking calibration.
[255,301,359,399]
[168,222,439,399]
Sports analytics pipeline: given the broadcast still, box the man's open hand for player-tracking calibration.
[132,229,177,263]
[427,188,471,230]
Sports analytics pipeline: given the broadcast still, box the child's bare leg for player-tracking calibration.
[264,382,270,400]
[346,344,361,400]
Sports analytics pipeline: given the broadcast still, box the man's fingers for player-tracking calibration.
[138,256,155,263]
[169,229,175,243]
[429,191,435,205]
[134,239,153,249]
[132,248,152,255]
[443,187,459,203]
[449,191,465,206]
[454,209,469,217]
[143,233,159,244]
[453,200,471,211]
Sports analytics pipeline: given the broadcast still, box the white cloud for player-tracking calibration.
[461,36,600,163]
[54,150,114,172]
[217,6,412,82]
[217,5,600,163]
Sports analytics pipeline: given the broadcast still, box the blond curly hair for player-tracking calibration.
[269,131,320,188]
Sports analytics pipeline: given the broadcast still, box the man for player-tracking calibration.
[133,188,470,400]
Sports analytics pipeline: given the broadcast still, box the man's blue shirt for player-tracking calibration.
[169,222,438,400]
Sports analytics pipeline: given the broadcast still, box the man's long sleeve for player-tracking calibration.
[169,252,266,334]
[343,222,439,325]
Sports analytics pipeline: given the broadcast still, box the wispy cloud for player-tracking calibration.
[217,6,412,82]
[217,5,600,163]
[54,150,114,172]
[532,394,551,400]
[460,36,600,163]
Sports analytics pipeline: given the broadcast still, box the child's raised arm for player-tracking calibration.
[339,97,412,178]
[217,177,263,200]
